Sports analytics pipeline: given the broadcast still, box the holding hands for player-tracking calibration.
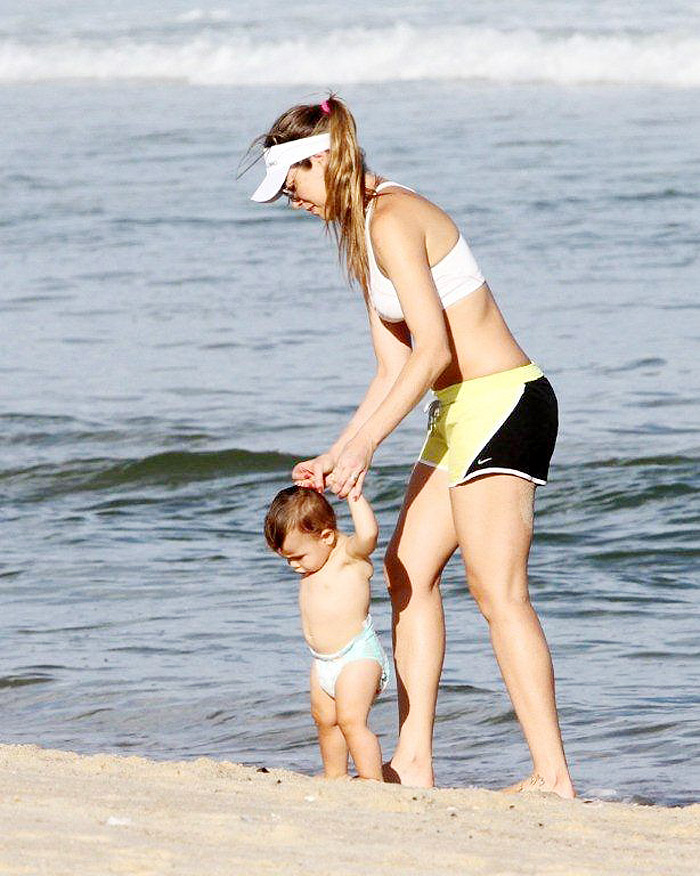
[291,452,335,493]
[292,432,375,500]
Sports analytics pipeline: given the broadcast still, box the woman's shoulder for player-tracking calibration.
[372,181,452,222]
[372,182,423,211]
[370,185,456,250]
[370,186,425,234]
[369,199,425,261]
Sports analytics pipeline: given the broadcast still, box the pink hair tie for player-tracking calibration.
[320,100,331,115]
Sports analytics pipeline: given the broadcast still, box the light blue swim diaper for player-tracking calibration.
[309,614,391,700]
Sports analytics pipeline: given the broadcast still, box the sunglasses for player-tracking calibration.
[281,168,300,202]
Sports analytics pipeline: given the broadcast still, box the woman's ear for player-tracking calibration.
[311,151,330,168]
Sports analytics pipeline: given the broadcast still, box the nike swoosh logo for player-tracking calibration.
[477,457,492,465]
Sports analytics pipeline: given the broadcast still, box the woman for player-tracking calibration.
[248,95,575,797]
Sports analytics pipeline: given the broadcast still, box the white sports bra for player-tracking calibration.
[365,181,485,323]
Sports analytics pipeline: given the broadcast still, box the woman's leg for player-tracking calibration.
[384,462,458,788]
[310,665,348,779]
[450,474,575,798]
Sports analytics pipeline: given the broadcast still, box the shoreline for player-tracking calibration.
[1,744,698,875]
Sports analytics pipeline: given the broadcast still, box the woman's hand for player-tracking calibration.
[292,453,335,492]
[328,433,375,500]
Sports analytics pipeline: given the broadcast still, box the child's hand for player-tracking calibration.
[292,453,335,492]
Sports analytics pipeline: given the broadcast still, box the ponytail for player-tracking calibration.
[322,96,371,292]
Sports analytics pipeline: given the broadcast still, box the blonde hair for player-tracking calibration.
[252,94,373,292]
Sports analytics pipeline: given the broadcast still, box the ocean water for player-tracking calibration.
[1,1,699,806]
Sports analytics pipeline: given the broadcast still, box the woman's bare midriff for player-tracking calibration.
[432,283,531,391]
[372,185,531,390]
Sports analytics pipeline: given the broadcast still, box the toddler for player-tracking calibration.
[264,486,390,781]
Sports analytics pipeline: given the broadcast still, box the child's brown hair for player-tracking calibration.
[264,486,337,552]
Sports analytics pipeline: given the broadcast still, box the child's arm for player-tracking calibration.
[345,494,378,559]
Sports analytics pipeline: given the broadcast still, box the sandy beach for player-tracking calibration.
[0,745,697,875]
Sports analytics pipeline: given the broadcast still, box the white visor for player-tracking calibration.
[250,133,331,202]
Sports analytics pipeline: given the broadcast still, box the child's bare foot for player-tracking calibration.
[314,772,350,781]
[501,773,576,799]
[384,757,434,788]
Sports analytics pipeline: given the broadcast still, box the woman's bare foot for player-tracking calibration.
[384,757,434,788]
[501,773,576,799]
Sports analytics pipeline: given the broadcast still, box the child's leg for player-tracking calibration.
[310,665,348,779]
[334,660,383,781]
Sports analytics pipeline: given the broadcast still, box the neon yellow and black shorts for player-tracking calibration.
[418,362,558,488]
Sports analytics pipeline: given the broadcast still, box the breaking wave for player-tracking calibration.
[1,25,699,87]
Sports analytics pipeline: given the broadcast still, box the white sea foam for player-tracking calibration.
[1,26,699,87]
[586,788,620,799]
[175,9,234,24]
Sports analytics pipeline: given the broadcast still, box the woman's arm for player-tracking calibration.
[329,308,413,458]
[330,204,452,498]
